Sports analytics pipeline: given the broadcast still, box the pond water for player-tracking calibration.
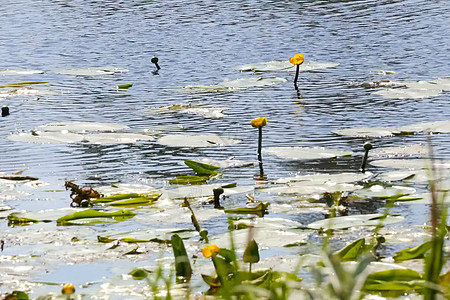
[0,0,449,298]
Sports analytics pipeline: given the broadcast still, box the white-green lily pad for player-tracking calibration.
[52,67,129,76]
[181,77,286,93]
[160,184,253,200]
[233,60,340,72]
[370,158,450,169]
[85,133,154,144]
[273,172,371,185]
[157,134,241,147]
[373,77,450,99]
[96,183,159,196]
[396,120,450,134]
[37,122,129,132]
[8,131,85,144]
[0,69,44,75]
[262,147,352,160]
[333,126,396,137]
[190,157,256,168]
[395,192,449,204]
[262,182,362,195]
[354,185,416,199]
[148,102,227,119]
[379,169,449,183]
[370,144,428,158]
[307,213,404,230]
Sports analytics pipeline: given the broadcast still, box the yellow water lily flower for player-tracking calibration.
[251,118,267,128]
[62,283,75,295]
[202,244,220,258]
[289,53,304,65]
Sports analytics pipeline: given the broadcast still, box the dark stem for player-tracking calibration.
[257,126,264,176]
[2,106,9,117]
[154,62,161,71]
[359,142,372,173]
[294,64,300,85]
[213,188,224,209]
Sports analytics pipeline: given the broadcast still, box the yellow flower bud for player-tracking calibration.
[251,118,267,128]
[62,283,75,295]
[289,53,304,65]
[202,244,220,258]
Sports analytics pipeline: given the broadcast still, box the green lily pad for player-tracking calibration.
[306,213,404,230]
[184,160,220,175]
[56,209,136,225]
[354,185,416,200]
[233,60,339,72]
[52,67,129,76]
[393,241,432,262]
[394,191,449,204]
[0,81,49,88]
[181,77,286,93]
[0,69,44,75]
[379,169,449,183]
[157,134,241,147]
[224,201,270,216]
[118,84,132,89]
[363,268,424,291]
[262,147,352,160]
[333,238,367,261]
[169,175,210,185]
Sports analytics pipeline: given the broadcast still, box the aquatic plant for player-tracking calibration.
[289,53,304,86]
[251,117,267,178]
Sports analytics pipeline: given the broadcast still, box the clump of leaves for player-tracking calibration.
[170,160,221,185]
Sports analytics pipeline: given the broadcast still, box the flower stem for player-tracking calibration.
[294,64,300,85]
[258,126,264,175]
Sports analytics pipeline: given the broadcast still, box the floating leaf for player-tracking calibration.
[370,158,450,169]
[393,241,432,262]
[225,202,270,216]
[52,67,129,76]
[0,81,48,88]
[333,126,396,137]
[118,84,132,89]
[263,181,362,195]
[192,157,256,168]
[7,213,39,225]
[307,213,404,230]
[0,69,44,75]
[233,60,339,72]
[373,77,450,99]
[158,134,241,147]
[243,239,260,264]
[92,193,160,207]
[171,234,192,279]
[84,132,154,144]
[37,121,129,132]
[370,144,428,158]
[354,185,416,200]
[169,175,210,185]
[129,268,148,280]
[8,131,85,144]
[56,209,136,225]
[273,172,370,185]
[333,238,366,261]
[184,160,220,175]
[181,77,286,93]
[396,120,450,134]
[363,268,424,291]
[0,175,38,181]
[262,147,352,160]
[148,102,227,119]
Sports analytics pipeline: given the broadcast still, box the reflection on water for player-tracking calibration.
[0,0,449,292]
